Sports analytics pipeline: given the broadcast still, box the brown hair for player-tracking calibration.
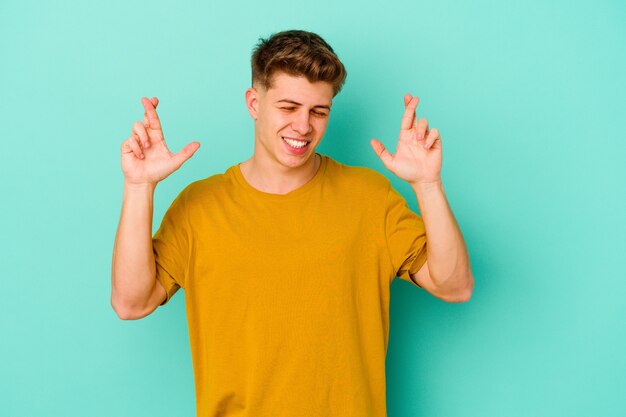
[251,30,347,97]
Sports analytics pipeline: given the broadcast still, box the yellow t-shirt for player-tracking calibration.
[153,153,428,417]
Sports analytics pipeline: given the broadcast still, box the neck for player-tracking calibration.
[240,153,321,195]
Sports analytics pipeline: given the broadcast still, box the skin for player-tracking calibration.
[370,94,442,186]
[240,72,334,194]
[112,97,200,319]
[371,94,474,302]
[120,97,200,186]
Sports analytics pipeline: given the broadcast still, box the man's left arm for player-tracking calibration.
[371,93,474,303]
[410,180,473,302]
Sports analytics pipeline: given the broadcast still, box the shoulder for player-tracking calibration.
[173,166,238,208]
[324,155,392,193]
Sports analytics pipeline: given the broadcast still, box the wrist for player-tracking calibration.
[410,179,444,196]
[123,180,157,193]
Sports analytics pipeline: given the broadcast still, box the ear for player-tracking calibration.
[245,87,259,120]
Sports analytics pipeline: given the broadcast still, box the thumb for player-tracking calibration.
[370,139,393,170]
[173,141,201,167]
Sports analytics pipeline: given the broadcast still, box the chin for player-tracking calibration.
[279,156,310,168]
[278,151,315,168]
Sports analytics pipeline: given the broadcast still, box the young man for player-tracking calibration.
[112,30,473,416]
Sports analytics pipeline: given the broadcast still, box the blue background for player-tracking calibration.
[1,0,624,416]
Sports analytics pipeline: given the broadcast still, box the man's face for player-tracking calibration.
[246,72,334,169]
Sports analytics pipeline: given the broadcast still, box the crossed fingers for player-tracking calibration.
[401,94,419,130]
[123,97,163,159]
[142,97,161,132]
[401,94,440,150]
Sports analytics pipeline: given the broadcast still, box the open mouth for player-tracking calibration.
[282,137,309,148]
[282,136,310,152]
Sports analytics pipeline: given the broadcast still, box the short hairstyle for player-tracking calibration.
[251,30,347,97]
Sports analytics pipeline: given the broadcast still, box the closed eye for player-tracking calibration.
[279,107,328,117]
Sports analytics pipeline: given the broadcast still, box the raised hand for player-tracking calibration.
[121,97,201,186]
[370,94,442,185]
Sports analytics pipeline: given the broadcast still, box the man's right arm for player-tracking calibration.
[111,97,200,320]
[111,182,166,320]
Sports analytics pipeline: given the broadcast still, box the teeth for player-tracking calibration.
[283,137,308,148]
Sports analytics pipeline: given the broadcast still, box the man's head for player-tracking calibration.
[245,30,347,171]
[251,30,347,97]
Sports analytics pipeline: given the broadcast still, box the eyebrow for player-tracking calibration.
[275,99,331,110]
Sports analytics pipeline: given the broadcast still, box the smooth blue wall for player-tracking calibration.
[1,0,624,416]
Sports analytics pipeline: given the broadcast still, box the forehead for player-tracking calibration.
[262,72,333,106]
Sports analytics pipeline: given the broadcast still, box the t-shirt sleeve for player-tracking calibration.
[152,189,190,306]
[385,184,428,288]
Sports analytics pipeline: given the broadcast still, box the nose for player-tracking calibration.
[291,109,312,136]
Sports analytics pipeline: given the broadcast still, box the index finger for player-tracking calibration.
[143,97,159,127]
[141,97,162,131]
[401,95,419,130]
